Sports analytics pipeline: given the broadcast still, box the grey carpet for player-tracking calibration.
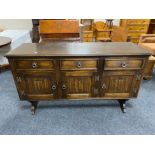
[0,70,155,135]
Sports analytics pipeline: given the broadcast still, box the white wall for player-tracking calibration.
[0,19,32,30]
[94,19,120,26]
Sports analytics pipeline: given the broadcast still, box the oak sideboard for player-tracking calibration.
[6,42,150,115]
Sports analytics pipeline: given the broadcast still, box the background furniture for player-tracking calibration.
[147,19,155,34]
[39,19,80,42]
[139,34,155,79]
[94,21,112,42]
[108,26,130,42]
[0,36,11,72]
[120,19,150,43]
[0,30,32,72]
[32,19,40,43]
[7,42,150,115]
[0,36,11,47]
[80,19,94,42]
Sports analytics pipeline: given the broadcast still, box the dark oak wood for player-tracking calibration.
[32,19,40,43]
[6,42,150,115]
[30,101,38,115]
[6,42,150,57]
[118,99,127,113]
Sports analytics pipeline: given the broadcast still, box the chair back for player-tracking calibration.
[94,21,108,30]
[111,26,129,42]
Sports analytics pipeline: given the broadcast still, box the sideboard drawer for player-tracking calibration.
[127,19,150,24]
[60,59,97,70]
[15,60,55,70]
[128,25,148,31]
[104,58,144,70]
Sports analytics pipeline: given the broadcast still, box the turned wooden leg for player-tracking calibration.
[29,101,38,115]
[118,99,127,113]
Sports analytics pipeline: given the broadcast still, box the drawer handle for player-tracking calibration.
[102,83,106,89]
[62,84,67,90]
[76,62,82,68]
[121,62,127,68]
[32,62,38,68]
[52,84,57,90]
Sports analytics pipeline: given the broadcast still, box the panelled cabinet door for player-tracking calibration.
[16,71,57,100]
[60,71,98,99]
[100,71,141,98]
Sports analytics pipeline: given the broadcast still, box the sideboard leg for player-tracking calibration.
[29,101,38,115]
[118,99,127,113]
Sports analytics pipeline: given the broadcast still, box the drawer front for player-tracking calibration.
[129,32,145,38]
[15,59,55,70]
[60,59,97,70]
[127,19,150,24]
[104,58,144,70]
[83,38,93,42]
[82,32,93,38]
[128,25,148,31]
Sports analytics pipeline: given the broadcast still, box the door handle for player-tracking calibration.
[101,83,106,89]
[51,84,57,90]
[76,61,82,68]
[62,84,67,90]
[121,62,127,68]
[32,62,38,68]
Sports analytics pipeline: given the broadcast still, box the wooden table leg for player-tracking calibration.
[118,99,127,113]
[29,101,38,115]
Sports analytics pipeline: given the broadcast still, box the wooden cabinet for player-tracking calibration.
[100,71,141,98]
[16,71,57,100]
[6,42,150,115]
[61,71,97,99]
[120,19,150,43]
[82,31,94,42]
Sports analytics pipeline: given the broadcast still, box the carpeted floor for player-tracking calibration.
[0,70,155,135]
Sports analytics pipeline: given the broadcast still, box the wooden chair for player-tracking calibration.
[80,20,94,42]
[39,19,80,42]
[110,26,130,42]
[94,21,111,42]
[138,34,155,79]
[95,26,130,42]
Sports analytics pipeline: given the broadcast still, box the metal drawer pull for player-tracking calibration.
[76,62,82,68]
[62,84,67,90]
[102,83,106,89]
[32,62,38,68]
[121,62,127,68]
[52,84,57,90]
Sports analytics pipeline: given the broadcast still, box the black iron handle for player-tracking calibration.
[52,84,57,90]
[102,83,106,89]
[121,62,127,68]
[76,62,82,68]
[32,62,38,68]
[62,84,67,90]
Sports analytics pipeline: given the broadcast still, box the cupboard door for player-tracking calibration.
[16,71,57,100]
[100,71,141,98]
[60,71,98,99]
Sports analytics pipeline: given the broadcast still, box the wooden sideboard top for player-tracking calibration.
[6,42,151,57]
